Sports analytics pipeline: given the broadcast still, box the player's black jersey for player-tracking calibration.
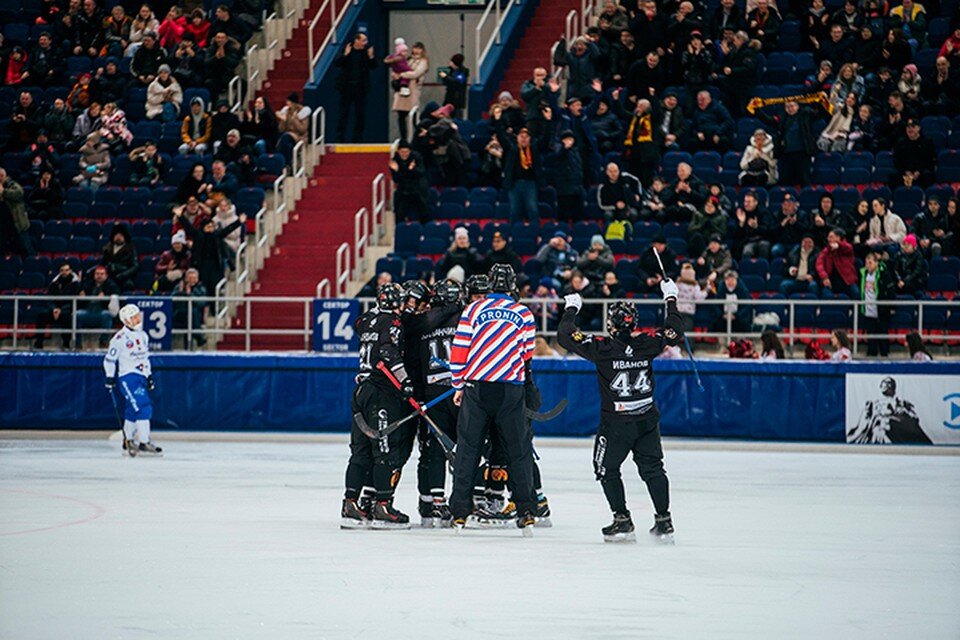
[558,301,684,422]
[403,304,462,394]
[355,309,407,389]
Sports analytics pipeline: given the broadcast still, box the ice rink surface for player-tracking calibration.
[1,437,959,640]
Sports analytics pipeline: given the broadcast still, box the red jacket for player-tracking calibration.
[184,21,210,48]
[815,240,856,285]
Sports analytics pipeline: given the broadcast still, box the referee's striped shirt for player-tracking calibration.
[450,294,535,390]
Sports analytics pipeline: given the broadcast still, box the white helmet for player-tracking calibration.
[119,304,143,330]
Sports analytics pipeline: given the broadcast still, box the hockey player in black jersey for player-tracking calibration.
[402,279,465,527]
[341,283,417,530]
[557,278,683,543]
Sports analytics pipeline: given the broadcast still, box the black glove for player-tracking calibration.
[147,376,156,392]
[524,380,542,412]
[401,383,416,405]
[105,377,117,391]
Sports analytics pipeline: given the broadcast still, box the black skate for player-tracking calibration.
[535,495,553,528]
[123,439,137,457]
[602,512,636,543]
[516,510,536,537]
[370,499,411,530]
[419,499,453,528]
[649,513,675,544]
[137,442,163,457]
[340,498,371,530]
[467,500,516,529]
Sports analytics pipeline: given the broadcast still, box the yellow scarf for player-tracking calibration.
[623,113,652,147]
[746,91,834,115]
[519,145,532,170]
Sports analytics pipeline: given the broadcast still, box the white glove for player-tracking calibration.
[660,278,679,301]
[563,293,582,312]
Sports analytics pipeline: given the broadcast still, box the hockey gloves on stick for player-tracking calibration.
[524,380,542,412]
[660,279,679,302]
[563,293,582,313]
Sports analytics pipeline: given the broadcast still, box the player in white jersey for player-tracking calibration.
[104,304,162,457]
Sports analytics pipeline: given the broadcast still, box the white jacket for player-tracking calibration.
[868,212,906,244]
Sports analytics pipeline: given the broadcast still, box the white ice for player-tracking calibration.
[1,437,959,640]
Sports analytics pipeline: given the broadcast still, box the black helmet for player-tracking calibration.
[606,301,636,337]
[489,263,516,293]
[403,280,430,306]
[430,279,465,306]
[377,283,405,311]
[466,274,492,296]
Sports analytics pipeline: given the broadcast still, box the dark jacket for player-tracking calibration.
[495,118,550,189]
[893,134,937,185]
[690,100,735,145]
[334,46,378,94]
[891,250,928,293]
[81,276,120,312]
[101,226,138,290]
[391,150,428,197]
[786,244,818,278]
[721,42,759,94]
[551,144,585,197]
[637,245,679,283]
[484,245,523,274]
[46,273,82,312]
[758,106,819,156]
[441,66,469,110]
[437,245,484,277]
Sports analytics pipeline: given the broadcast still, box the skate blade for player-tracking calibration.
[651,533,675,545]
[420,516,452,529]
[603,532,637,543]
[465,516,514,529]
[370,520,411,530]
[520,526,534,538]
[340,518,370,530]
[534,516,552,528]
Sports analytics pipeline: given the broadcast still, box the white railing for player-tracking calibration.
[246,43,260,109]
[475,0,524,84]
[353,207,369,278]
[315,279,331,298]
[292,140,306,181]
[308,0,357,83]
[335,243,351,297]
[581,0,595,32]
[565,9,579,47]
[371,172,387,244]
[404,105,418,143]
[311,106,326,159]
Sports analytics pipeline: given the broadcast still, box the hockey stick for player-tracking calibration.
[376,362,457,465]
[653,247,705,393]
[430,356,568,422]
[107,386,127,452]
[354,388,456,439]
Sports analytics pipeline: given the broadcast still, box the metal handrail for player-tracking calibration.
[565,9,579,46]
[353,207,369,278]
[308,0,356,83]
[315,278,331,298]
[311,106,326,158]
[581,0,595,32]
[246,43,260,109]
[475,0,522,84]
[404,105,418,143]
[371,173,386,244]
[292,140,306,180]
[228,75,241,112]
[335,243,351,297]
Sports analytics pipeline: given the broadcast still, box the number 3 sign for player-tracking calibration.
[312,299,359,353]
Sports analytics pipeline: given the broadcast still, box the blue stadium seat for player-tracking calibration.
[423,221,452,241]
[374,257,404,281]
[394,223,422,255]
[438,187,468,206]
[692,151,721,171]
[66,188,94,206]
[841,168,871,185]
[662,222,688,239]
[16,272,47,291]
[464,202,493,219]
[69,237,96,254]
[768,187,798,207]
[0,272,16,291]
[739,258,770,279]
[39,236,68,254]
[816,305,851,329]
[890,296,918,329]
[831,186,859,210]
[145,204,171,220]
[468,187,498,205]
[926,274,958,293]
[418,237,447,254]
[435,203,464,219]
[893,186,924,210]
[44,220,72,239]
[667,238,688,256]
[73,221,102,241]
[405,257,434,279]
[929,257,960,278]
[862,186,892,203]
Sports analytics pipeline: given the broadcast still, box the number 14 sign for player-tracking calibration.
[312,299,359,353]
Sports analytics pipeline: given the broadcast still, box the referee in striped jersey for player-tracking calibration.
[449,264,538,531]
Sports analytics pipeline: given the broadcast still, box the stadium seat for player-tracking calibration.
[394,223,422,255]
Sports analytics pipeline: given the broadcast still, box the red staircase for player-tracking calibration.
[257,0,330,109]
[496,0,582,102]
[219,151,387,350]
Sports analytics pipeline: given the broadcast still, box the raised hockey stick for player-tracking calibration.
[430,356,567,421]
[353,388,456,439]
[653,247,705,393]
[376,362,457,465]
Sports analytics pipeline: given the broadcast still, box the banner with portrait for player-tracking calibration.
[845,374,960,445]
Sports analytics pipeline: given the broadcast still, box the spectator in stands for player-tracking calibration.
[829,329,853,360]
[131,31,166,86]
[757,100,819,186]
[696,233,733,283]
[209,4,251,45]
[689,90,734,152]
[71,102,102,151]
[712,269,752,333]
[558,90,600,184]
[688,196,729,258]
[172,33,203,89]
[207,160,238,205]
[3,46,28,87]
[491,93,525,138]
[477,131,504,188]
[73,0,104,57]
[664,162,707,223]
[99,102,133,153]
[590,95,623,156]
[627,50,667,103]
[802,0,831,51]
[814,24,852,70]
[33,262,82,350]
[610,30,638,86]
[891,118,937,188]
[818,93,857,152]
[24,131,60,181]
[146,64,182,122]
[386,40,429,141]
[577,235,615,283]
[816,228,859,298]
[484,230,522,274]
[528,278,560,330]
[866,198,907,254]
[680,31,714,100]
[536,232,579,284]
[889,0,927,42]
[897,64,922,106]
[334,31,378,143]
[74,132,110,190]
[214,197,242,269]
[639,175,667,221]
[553,130,586,222]
[713,31,759,116]
[906,331,933,361]
[101,223,137,292]
[93,58,128,106]
[424,105,470,187]
[859,251,894,356]
[177,164,210,205]
[25,32,61,87]
[847,102,877,152]
[780,234,819,297]
[830,0,863,38]
[0,167,33,257]
[810,193,854,247]
[7,91,41,152]
[830,64,866,105]
[154,230,192,292]
[891,234,928,296]
[274,92,312,165]
[103,4,132,57]
[771,194,809,258]
[654,91,686,154]
[438,227,483,279]
[172,267,208,348]
[879,91,912,149]
[564,269,602,328]
[912,196,950,258]
[440,53,469,120]
[941,24,960,63]
[357,272,392,298]
[241,96,279,156]
[739,129,778,186]
[881,28,912,72]
[598,0,629,43]
[175,207,246,295]
[805,60,836,94]
[597,161,641,223]
[637,234,679,292]
[849,198,874,257]
[204,31,241,101]
[158,6,186,49]
[676,261,708,333]
[733,191,772,259]
[179,97,211,155]
[390,140,428,224]
[921,56,960,115]
[496,110,549,225]
[759,330,785,360]
[68,72,95,113]
[747,0,781,51]
[708,0,745,42]
[27,168,63,221]
[211,103,241,153]
[520,68,556,138]
[617,97,660,186]
[853,25,882,72]
[128,4,160,56]
[76,265,118,349]
[129,141,163,187]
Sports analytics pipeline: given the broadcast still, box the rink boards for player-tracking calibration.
[1,353,958,443]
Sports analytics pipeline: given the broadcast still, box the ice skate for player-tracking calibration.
[602,512,636,543]
[649,513,675,544]
[137,442,163,457]
[123,439,137,457]
[466,500,516,529]
[370,499,411,530]
[340,498,371,530]
[534,495,552,528]
[452,516,466,534]
[419,498,453,528]
[516,511,536,537]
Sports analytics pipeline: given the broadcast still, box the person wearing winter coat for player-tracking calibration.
[98,102,133,152]
[891,118,937,188]
[859,251,895,356]
[440,53,469,119]
[637,235,679,292]
[696,234,733,283]
[829,63,866,104]
[663,163,708,224]
[779,234,820,297]
[74,133,111,190]
[241,96,279,155]
[175,207,246,295]
[213,198,242,266]
[495,111,549,225]
[128,5,160,55]
[519,68,556,139]
[437,227,484,278]
[866,198,907,254]
[129,141,164,187]
[27,169,63,221]
[589,95,624,154]
[130,30,166,85]
[911,197,951,258]
[891,234,928,297]
[815,228,859,298]
[733,191,774,260]
[689,90,735,152]
[0,168,33,257]
[483,231,522,274]
[817,93,857,152]
[42,98,74,146]
[32,262,82,349]
[390,141,429,224]
[563,37,603,101]
[154,230,193,292]
[688,197,729,258]
[275,92,312,165]
[676,262,709,333]
[597,162,642,223]
[552,130,585,223]
[146,65,182,122]
[101,223,138,292]
[710,269,753,333]
[203,31,241,101]
[71,103,102,151]
[536,233,580,284]
[739,129,778,185]
[180,97,212,155]
[577,235,615,283]
[334,31,378,142]
[387,41,428,141]
[756,100,822,185]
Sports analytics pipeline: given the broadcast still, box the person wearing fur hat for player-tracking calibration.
[335,31,378,142]
[440,53,469,119]
[739,129,777,186]
[155,230,193,292]
[101,223,138,293]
